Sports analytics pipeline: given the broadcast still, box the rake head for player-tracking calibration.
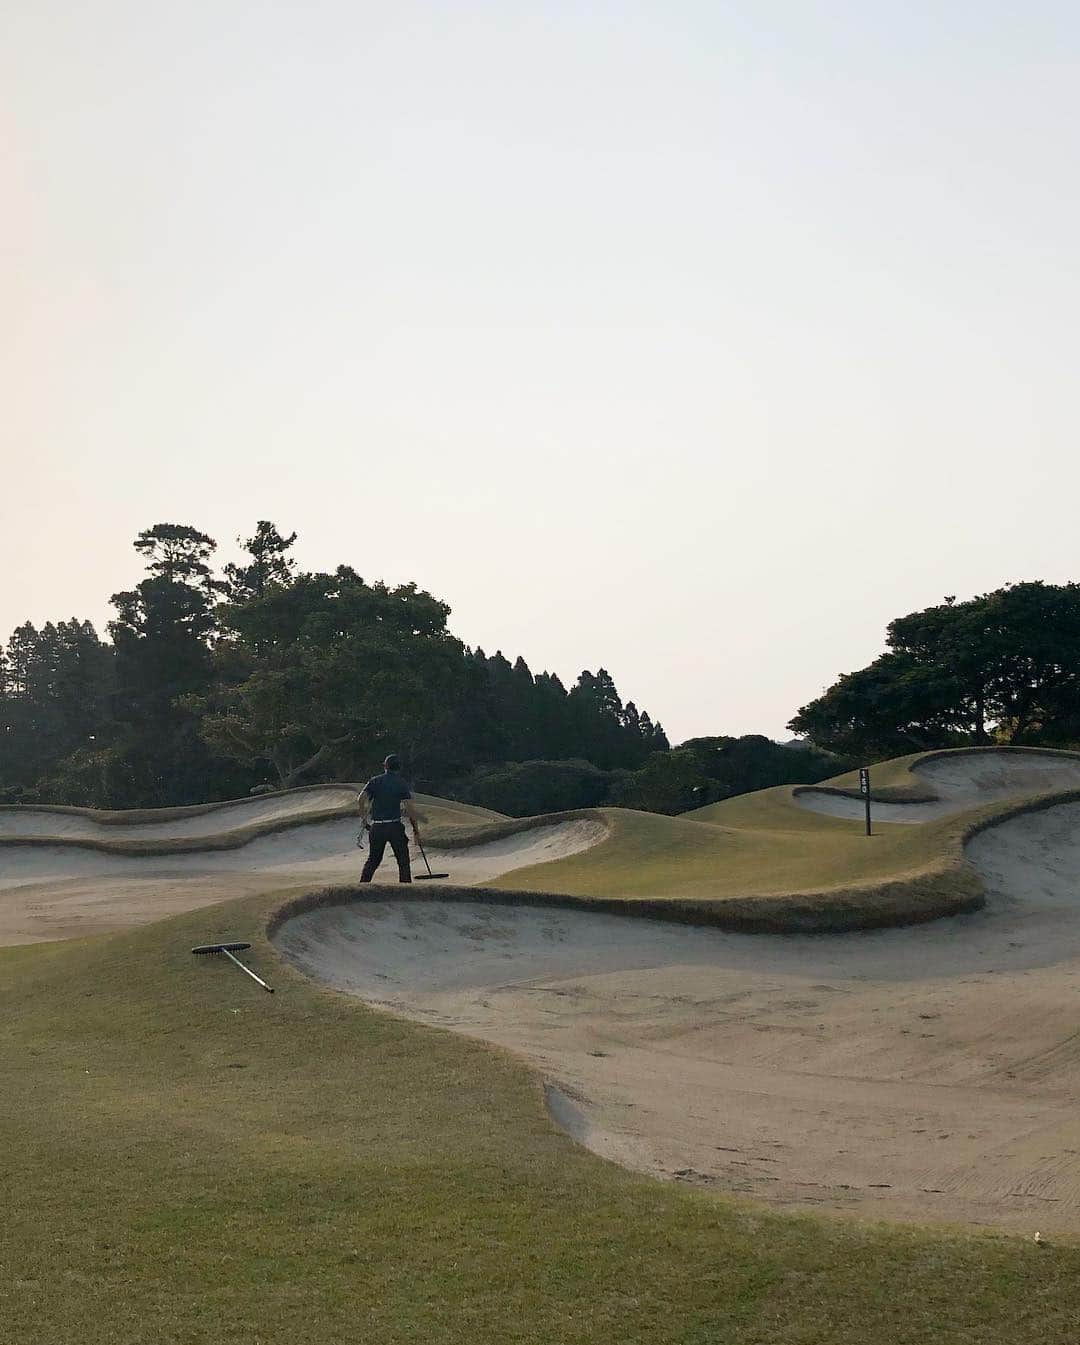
[191,941,274,992]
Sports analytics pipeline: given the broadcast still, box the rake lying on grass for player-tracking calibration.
[191,942,274,993]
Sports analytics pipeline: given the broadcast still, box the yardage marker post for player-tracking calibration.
[859,767,872,836]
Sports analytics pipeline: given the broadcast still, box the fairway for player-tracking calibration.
[6,747,1080,1341]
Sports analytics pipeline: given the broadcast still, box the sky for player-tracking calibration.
[3,1,1079,744]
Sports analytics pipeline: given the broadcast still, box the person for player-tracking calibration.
[357,754,421,883]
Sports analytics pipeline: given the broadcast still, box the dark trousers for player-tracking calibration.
[360,821,412,883]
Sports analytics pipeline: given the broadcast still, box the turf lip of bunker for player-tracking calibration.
[260,777,1080,941]
[0,784,507,858]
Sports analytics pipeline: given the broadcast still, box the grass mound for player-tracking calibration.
[489,799,983,929]
[490,749,1080,929]
[4,896,1080,1343]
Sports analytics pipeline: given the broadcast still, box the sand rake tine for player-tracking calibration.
[192,941,275,993]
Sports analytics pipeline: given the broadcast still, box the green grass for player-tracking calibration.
[4,899,1080,1344]
[489,797,983,929]
[492,751,1080,928]
[495,798,950,897]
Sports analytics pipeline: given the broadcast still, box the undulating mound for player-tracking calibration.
[7,747,1080,944]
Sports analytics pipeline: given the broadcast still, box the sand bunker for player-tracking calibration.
[0,786,360,842]
[0,817,606,945]
[794,748,1080,823]
[274,798,1080,1234]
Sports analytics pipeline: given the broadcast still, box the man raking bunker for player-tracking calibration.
[358,754,420,883]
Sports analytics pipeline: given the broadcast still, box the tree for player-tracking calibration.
[0,620,113,797]
[789,651,968,758]
[607,735,844,814]
[196,568,465,789]
[637,710,670,754]
[106,526,226,804]
[789,582,1080,756]
[569,668,639,768]
[222,521,298,602]
[455,758,614,816]
[434,653,663,782]
[606,748,709,815]
[0,518,672,805]
[132,523,223,604]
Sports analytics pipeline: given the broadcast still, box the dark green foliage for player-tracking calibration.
[196,568,465,789]
[568,669,670,767]
[2,521,668,807]
[105,530,228,806]
[0,619,113,799]
[131,522,223,604]
[790,582,1080,757]
[222,520,298,602]
[608,735,848,815]
[604,748,709,815]
[421,650,663,792]
[683,734,849,802]
[451,758,615,816]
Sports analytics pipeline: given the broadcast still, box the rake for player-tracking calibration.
[414,835,449,881]
[191,941,275,993]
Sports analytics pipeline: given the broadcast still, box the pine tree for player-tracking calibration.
[107,525,224,803]
[223,521,298,602]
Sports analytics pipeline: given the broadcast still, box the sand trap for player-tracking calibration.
[795,748,1080,823]
[0,819,606,944]
[0,786,360,842]
[274,798,1080,1235]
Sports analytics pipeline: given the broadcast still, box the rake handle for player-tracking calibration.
[415,835,434,877]
[220,945,274,993]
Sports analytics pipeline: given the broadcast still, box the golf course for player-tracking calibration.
[9,0,1080,1332]
[5,744,1080,1341]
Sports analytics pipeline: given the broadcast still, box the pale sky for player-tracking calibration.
[3,2,1078,743]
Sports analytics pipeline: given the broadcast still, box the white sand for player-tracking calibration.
[0,819,606,943]
[794,748,1080,823]
[274,799,1080,1234]
[0,786,359,841]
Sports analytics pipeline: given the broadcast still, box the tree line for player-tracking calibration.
[789,581,1080,758]
[0,522,669,808]
[12,527,1058,816]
